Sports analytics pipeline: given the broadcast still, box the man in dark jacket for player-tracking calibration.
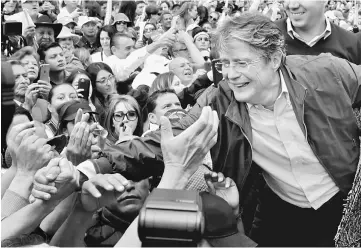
[80,12,361,247]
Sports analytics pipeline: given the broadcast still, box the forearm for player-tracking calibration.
[50,197,94,247]
[40,193,78,237]
[8,172,34,200]
[157,166,191,190]
[1,165,17,198]
[184,39,205,66]
[1,199,56,241]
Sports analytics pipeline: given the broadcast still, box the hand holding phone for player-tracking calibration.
[47,134,68,154]
[78,78,91,100]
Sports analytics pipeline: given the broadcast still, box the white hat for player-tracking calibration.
[186,23,200,33]
[325,11,337,20]
[78,16,98,28]
[57,26,80,44]
[56,16,77,26]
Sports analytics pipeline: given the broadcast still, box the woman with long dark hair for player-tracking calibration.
[91,25,116,63]
[86,62,117,126]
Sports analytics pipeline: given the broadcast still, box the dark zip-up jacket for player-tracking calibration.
[92,54,361,233]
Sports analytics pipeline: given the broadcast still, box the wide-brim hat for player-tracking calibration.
[111,13,130,25]
[57,26,80,44]
[35,15,63,37]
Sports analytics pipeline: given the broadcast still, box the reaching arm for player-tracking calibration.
[50,197,94,247]
[1,165,17,198]
[1,200,57,241]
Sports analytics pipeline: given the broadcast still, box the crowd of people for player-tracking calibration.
[1,0,361,247]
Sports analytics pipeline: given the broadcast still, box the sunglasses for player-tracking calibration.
[115,21,127,25]
[209,16,218,21]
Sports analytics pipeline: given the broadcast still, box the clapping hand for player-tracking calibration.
[65,109,97,166]
[204,171,239,215]
[80,174,130,212]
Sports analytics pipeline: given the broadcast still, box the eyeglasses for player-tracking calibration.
[96,74,115,84]
[214,59,261,74]
[115,21,127,25]
[113,111,137,122]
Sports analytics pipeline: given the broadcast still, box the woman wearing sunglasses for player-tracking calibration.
[112,13,132,33]
[104,95,143,145]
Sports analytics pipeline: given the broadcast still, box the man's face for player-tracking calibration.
[161,14,173,29]
[169,57,194,86]
[44,46,66,72]
[82,22,97,37]
[64,0,77,7]
[219,39,277,105]
[150,93,182,125]
[108,179,150,219]
[22,0,39,16]
[136,3,145,16]
[284,0,326,30]
[13,64,30,98]
[111,36,135,59]
[35,26,55,46]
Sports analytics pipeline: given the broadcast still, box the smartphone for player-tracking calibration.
[78,78,91,100]
[2,22,22,36]
[47,134,67,154]
[39,64,50,83]
[211,60,223,87]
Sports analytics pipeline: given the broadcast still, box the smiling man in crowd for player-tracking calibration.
[276,0,361,64]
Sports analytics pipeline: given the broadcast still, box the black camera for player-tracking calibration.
[1,21,24,57]
[138,189,204,247]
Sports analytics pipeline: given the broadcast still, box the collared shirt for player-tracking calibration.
[247,71,339,209]
[286,17,332,47]
[77,36,100,55]
[105,47,149,82]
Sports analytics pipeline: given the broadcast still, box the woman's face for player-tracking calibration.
[58,37,74,50]
[143,24,155,39]
[72,73,90,88]
[20,55,39,82]
[161,2,169,12]
[188,5,198,20]
[100,31,111,50]
[194,33,210,51]
[171,75,186,94]
[4,1,17,12]
[95,69,115,97]
[113,102,138,138]
[50,84,78,111]
[116,22,127,33]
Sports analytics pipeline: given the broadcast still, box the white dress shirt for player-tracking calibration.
[248,71,339,209]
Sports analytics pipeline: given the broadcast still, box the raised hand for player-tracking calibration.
[66,109,97,165]
[160,106,219,177]
[16,134,56,175]
[204,171,239,215]
[23,83,40,111]
[36,80,52,99]
[6,122,36,167]
[80,173,130,212]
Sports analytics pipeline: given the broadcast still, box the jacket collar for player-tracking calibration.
[220,63,308,138]
[100,207,131,233]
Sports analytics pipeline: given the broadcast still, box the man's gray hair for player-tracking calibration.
[212,12,286,62]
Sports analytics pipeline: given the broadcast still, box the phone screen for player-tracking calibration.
[78,78,90,100]
[211,60,223,87]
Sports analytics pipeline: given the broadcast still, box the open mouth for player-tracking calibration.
[291,12,305,16]
[58,63,65,67]
[184,71,192,76]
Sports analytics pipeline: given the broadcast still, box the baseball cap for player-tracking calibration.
[58,100,98,122]
[201,191,257,247]
[78,16,98,28]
